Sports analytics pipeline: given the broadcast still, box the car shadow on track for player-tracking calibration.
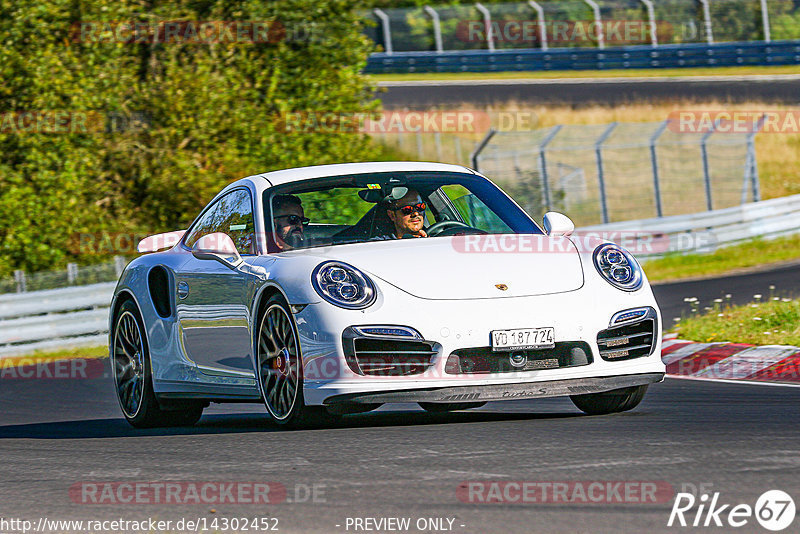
[0,409,585,439]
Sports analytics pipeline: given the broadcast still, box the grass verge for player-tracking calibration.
[673,296,800,346]
[371,65,800,82]
[1,344,107,367]
[643,234,800,283]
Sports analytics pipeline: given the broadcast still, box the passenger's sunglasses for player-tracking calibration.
[393,202,426,216]
[274,214,310,226]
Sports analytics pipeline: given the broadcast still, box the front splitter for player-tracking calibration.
[323,372,665,405]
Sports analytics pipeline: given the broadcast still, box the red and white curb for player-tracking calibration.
[662,334,800,386]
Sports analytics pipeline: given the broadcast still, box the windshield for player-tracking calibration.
[263,171,541,252]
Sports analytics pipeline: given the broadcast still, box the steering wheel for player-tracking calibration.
[425,220,487,237]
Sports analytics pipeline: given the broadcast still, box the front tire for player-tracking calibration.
[112,300,203,428]
[570,385,649,415]
[256,295,336,429]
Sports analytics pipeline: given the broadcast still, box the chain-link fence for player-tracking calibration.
[473,121,760,226]
[366,0,800,53]
[0,257,127,295]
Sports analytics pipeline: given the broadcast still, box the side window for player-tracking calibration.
[184,189,255,255]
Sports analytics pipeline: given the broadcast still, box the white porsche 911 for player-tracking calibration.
[111,162,665,428]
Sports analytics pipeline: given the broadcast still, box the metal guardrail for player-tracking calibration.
[365,40,800,73]
[2,194,799,357]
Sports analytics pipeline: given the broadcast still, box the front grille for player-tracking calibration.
[445,342,593,375]
[342,328,437,376]
[597,316,657,361]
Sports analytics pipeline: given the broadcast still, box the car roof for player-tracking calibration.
[246,161,479,187]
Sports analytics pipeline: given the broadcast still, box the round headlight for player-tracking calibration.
[312,261,376,309]
[593,244,643,291]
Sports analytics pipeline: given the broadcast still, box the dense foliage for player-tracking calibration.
[0,0,379,275]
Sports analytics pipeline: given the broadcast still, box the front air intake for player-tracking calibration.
[342,327,437,376]
[597,307,658,361]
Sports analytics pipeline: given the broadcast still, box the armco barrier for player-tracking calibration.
[365,40,800,73]
[1,194,799,356]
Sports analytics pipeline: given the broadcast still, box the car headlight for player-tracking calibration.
[593,243,643,291]
[312,261,376,309]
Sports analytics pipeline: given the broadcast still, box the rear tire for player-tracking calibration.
[570,385,649,415]
[112,299,204,428]
[418,402,487,413]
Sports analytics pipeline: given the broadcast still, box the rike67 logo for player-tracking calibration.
[668,489,796,531]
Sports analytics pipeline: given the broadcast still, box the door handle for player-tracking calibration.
[177,281,189,299]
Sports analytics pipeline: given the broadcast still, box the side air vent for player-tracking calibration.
[148,266,172,319]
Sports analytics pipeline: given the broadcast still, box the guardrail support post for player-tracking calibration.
[595,122,617,223]
[700,121,718,211]
[373,9,393,55]
[639,0,658,46]
[760,0,771,42]
[528,1,548,51]
[67,263,78,284]
[470,128,497,171]
[424,6,444,53]
[583,0,605,49]
[649,121,668,217]
[475,3,495,52]
[698,0,714,44]
[14,270,26,293]
[538,124,563,211]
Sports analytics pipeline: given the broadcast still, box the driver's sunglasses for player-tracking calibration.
[394,202,426,216]
[274,214,310,226]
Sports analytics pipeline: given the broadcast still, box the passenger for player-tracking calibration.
[386,189,428,239]
[272,194,308,250]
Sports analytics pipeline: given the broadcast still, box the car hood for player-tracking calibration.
[308,234,584,300]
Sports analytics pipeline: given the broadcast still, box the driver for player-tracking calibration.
[386,189,428,239]
[272,194,308,250]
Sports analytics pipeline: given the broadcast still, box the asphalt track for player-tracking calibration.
[378,75,800,108]
[2,262,800,533]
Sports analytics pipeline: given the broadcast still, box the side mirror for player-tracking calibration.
[543,212,575,237]
[191,232,242,269]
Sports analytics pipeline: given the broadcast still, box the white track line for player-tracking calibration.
[666,374,800,388]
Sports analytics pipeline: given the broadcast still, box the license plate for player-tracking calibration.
[491,327,555,351]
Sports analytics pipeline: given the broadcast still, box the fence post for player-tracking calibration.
[595,122,617,223]
[760,0,771,42]
[700,120,718,211]
[14,270,26,293]
[373,9,393,55]
[424,6,444,53]
[416,131,424,160]
[454,136,463,165]
[538,124,563,212]
[474,3,495,52]
[649,121,668,217]
[434,131,443,161]
[583,0,605,49]
[67,263,78,284]
[639,0,658,46]
[470,128,497,171]
[698,0,714,44]
[114,256,127,277]
[528,0,548,50]
[747,114,765,202]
